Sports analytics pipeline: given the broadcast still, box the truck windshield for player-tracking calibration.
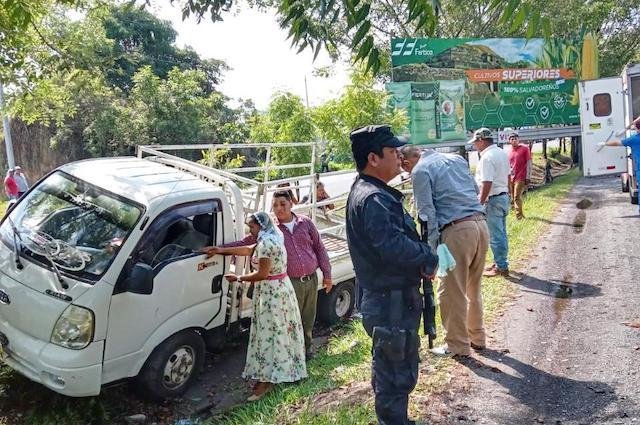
[0,171,143,282]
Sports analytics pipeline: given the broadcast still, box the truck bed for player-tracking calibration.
[321,233,350,260]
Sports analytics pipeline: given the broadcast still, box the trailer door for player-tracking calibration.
[579,77,626,177]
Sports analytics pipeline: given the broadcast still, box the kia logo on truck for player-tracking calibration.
[0,290,10,305]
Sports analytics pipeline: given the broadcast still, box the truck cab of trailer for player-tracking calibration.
[0,157,236,399]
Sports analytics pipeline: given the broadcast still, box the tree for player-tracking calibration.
[99,4,228,93]
[249,93,316,178]
[312,68,407,162]
[5,3,252,163]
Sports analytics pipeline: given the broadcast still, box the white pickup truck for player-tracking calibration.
[0,143,355,400]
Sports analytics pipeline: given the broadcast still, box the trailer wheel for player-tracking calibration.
[318,281,354,325]
[136,330,205,400]
[622,176,630,193]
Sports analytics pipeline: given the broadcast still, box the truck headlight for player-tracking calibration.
[51,305,94,349]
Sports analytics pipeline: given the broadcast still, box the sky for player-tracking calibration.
[149,4,351,110]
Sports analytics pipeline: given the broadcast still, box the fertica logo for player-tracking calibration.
[466,68,575,83]
[391,39,433,57]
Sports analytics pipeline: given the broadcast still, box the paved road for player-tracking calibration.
[428,176,640,424]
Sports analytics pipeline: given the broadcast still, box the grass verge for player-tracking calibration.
[207,168,581,425]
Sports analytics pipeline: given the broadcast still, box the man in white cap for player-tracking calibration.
[469,128,511,277]
[14,166,29,197]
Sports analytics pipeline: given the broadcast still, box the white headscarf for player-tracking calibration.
[251,211,284,244]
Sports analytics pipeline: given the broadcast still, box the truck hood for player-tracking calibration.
[0,245,95,342]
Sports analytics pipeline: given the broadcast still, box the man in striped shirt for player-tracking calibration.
[224,191,332,359]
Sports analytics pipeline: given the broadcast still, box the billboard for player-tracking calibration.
[389,36,598,144]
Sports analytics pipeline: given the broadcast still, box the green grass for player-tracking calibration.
[0,171,581,424]
[204,168,582,425]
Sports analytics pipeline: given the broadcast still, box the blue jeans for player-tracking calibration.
[485,193,510,270]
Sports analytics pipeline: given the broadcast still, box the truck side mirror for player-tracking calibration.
[128,263,154,295]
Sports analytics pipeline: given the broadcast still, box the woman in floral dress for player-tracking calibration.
[202,212,307,400]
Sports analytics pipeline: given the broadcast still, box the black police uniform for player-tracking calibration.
[346,126,438,425]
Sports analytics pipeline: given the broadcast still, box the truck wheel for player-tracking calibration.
[136,330,205,400]
[318,281,354,325]
[622,176,630,193]
[631,189,639,205]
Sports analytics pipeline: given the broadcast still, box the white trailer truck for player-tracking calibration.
[621,63,640,204]
[0,143,356,399]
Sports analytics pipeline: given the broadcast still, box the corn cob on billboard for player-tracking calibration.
[389,35,599,144]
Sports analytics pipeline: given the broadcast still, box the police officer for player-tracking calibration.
[346,125,438,425]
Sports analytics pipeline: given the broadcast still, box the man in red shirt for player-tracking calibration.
[507,130,532,219]
[3,169,19,200]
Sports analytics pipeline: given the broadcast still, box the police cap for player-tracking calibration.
[349,125,407,158]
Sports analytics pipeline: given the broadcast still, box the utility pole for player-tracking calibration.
[0,82,16,169]
[304,75,310,108]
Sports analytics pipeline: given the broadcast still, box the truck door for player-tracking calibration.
[579,77,626,176]
[102,200,226,383]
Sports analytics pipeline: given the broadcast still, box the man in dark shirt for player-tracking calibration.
[346,125,438,425]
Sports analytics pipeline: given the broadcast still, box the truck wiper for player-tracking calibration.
[40,249,66,289]
[21,228,67,291]
[6,216,24,270]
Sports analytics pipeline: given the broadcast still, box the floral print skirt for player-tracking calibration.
[242,277,308,383]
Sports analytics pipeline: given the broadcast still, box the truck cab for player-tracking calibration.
[0,158,235,399]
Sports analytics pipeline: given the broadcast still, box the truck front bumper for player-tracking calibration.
[0,321,103,397]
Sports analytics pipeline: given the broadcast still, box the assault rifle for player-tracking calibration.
[419,219,437,349]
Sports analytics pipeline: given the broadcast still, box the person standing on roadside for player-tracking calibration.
[599,116,640,214]
[399,145,489,357]
[220,191,332,359]
[3,169,18,200]
[14,166,29,198]
[506,130,532,219]
[470,128,511,277]
[346,125,438,425]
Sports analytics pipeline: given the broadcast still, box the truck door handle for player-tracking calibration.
[211,275,223,294]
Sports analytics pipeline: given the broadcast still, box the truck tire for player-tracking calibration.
[317,280,355,325]
[631,189,639,205]
[622,176,630,193]
[136,330,205,400]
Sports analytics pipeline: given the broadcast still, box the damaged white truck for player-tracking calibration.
[0,143,355,399]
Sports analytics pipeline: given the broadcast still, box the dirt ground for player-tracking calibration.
[421,175,640,424]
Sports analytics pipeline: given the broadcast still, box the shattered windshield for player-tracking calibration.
[0,171,143,281]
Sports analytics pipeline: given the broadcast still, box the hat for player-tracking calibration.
[467,127,493,144]
[349,125,407,156]
[505,128,519,138]
[14,166,21,170]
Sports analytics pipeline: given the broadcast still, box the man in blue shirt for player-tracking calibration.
[599,117,640,212]
[400,145,489,357]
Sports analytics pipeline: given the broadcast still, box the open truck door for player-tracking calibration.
[579,77,626,177]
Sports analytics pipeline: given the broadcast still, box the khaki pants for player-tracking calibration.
[290,273,318,351]
[509,179,527,218]
[438,219,489,356]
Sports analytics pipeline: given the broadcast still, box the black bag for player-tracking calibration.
[246,282,255,299]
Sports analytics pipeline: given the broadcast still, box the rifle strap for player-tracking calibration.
[389,289,404,327]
